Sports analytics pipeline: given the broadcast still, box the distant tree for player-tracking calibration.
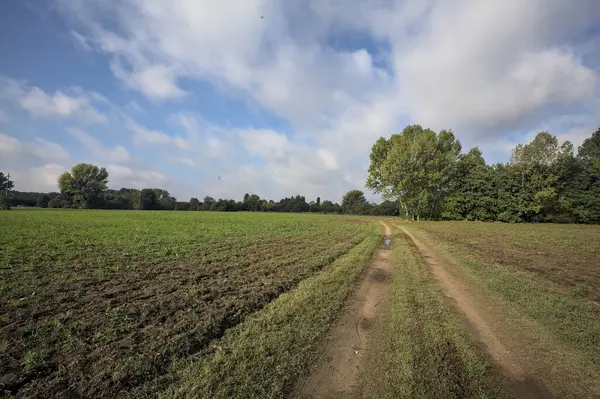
[37,194,51,208]
[202,196,215,211]
[571,128,600,223]
[316,197,321,206]
[441,147,496,221]
[366,125,461,220]
[243,193,261,211]
[0,172,14,210]
[98,193,134,209]
[48,196,71,208]
[342,190,369,214]
[139,189,158,210]
[189,197,200,211]
[0,195,9,210]
[0,172,14,192]
[378,200,399,216]
[176,201,189,211]
[58,163,108,208]
[262,201,274,212]
[321,200,333,213]
[159,195,177,210]
[332,203,342,214]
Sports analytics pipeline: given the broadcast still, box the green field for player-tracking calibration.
[401,221,600,397]
[0,210,378,397]
[3,211,600,398]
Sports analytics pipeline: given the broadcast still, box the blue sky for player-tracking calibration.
[1,0,599,202]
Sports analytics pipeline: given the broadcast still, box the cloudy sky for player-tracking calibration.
[1,0,599,202]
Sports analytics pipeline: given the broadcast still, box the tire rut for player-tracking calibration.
[295,221,392,399]
[394,224,554,399]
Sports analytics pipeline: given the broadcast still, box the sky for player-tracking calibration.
[0,0,599,202]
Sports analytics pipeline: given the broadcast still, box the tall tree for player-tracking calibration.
[0,172,14,191]
[58,164,108,208]
[0,172,14,210]
[189,197,200,211]
[366,125,461,220]
[342,190,368,214]
[138,189,158,210]
[508,132,573,221]
[37,194,51,208]
[442,147,496,221]
[202,196,215,211]
[158,194,177,210]
[571,128,600,223]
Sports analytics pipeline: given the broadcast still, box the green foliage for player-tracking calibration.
[158,194,177,210]
[0,210,378,397]
[367,126,600,223]
[0,194,10,210]
[58,163,109,208]
[48,196,71,208]
[342,190,369,214]
[366,125,461,220]
[139,189,158,210]
[37,194,51,208]
[189,197,200,211]
[0,172,14,210]
[0,172,14,192]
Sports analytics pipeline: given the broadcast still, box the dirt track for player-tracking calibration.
[296,222,392,398]
[394,224,554,399]
[296,222,586,399]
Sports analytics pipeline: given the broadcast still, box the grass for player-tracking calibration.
[0,209,379,398]
[361,230,508,399]
[163,232,380,398]
[402,221,600,397]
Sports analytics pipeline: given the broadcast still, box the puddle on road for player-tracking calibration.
[384,238,391,247]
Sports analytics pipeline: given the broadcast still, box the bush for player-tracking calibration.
[48,197,71,208]
[0,194,11,210]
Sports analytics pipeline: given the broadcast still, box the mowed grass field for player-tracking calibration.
[0,210,379,398]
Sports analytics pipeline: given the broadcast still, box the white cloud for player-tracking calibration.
[49,0,600,200]
[239,129,291,161]
[168,156,196,167]
[0,134,68,192]
[0,77,107,124]
[125,100,145,114]
[111,62,187,101]
[126,119,188,150]
[68,128,131,163]
[0,133,70,163]
[0,133,21,155]
[30,138,71,162]
[106,164,166,189]
[70,30,93,51]
[6,164,65,192]
[27,164,65,191]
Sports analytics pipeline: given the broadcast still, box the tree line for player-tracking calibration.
[3,125,598,223]
[0,165,398,215]
[367,125,600,223]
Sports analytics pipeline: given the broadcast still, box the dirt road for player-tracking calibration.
[394,224,554,399]
[297,222,597,398]
[296,222,392,398]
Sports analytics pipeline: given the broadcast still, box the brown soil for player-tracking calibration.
[394,224,554,399]
[295,222,392,398]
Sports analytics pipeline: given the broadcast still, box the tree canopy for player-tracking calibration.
[0,172,15,210]
[342,190,368,214]
[366,125,600,223]
[366,125,461,220]
[0,172,14,192]
[58,163,109,208]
